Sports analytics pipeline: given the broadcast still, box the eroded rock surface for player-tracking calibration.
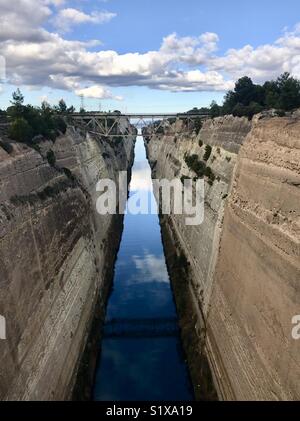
[208,115,300,400]
[145,113,300,400]
[0,127,135,400]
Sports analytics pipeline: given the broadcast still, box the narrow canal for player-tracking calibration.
[92,136,194,401]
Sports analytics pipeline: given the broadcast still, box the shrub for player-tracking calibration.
[198,139,203,147]
[52,116,67,135]
[174,251,189,273]
[185,153,215,183]
[46,150,56,167]
[62,167,76,181]
[156,126,164,135]
[194,118,202,134]
[185,154,206,177]
[0,140,13,154]
[9,117,33,143]
[31,144,41,153]
[203,145,212,161]
[204,166,215,182]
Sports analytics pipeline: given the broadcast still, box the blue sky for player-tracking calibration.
[0,0,300,112]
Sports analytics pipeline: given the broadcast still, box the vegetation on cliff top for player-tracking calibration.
[5,89,70,144]
[189,72,300,119]
[1,71,299,150]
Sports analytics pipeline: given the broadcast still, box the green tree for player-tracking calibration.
[41,100,52,114]
[8,89,25,118]
[263,73,300,111]
[11,88,24,107]
[277,72,300,110]
[58,99,67,113]
[263,80,280,108]
[222,76,265,115]
[67,105,75,113]
[210,101,221,118]
[222,90,236,115]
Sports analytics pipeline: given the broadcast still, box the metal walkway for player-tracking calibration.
[103,317,179,339]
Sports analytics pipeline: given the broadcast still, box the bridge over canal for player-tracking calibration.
[67,112,209,138]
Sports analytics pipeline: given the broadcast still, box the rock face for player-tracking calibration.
[0,127,135,400]
[207,115,300,400]
[145,113,300,400]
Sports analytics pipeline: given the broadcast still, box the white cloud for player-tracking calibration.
[0,0,52,42]
[46,0,65,5]
[210,26,300,82]
[75,84,122,100]
[1,2,300,99]
[52,8,116,32]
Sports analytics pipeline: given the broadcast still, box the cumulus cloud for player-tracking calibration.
[1,2,300,99]
[52,8,116,32]
[0,0,52,42]
[75,84,122,100]
[210,26,300,82]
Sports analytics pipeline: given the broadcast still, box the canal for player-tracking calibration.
[92,137,194,401]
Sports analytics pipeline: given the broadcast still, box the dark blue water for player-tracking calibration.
[92,138,193,401]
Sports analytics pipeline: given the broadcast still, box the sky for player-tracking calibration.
[0,0,300,112]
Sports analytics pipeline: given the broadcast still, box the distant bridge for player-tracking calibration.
[103,316,179,339]
[67,112,209,138]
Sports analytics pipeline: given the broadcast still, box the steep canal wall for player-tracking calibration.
[0,126,135,400]
[145,112,300,400]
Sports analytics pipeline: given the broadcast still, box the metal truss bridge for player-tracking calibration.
[103,317,179,339]
[67,112,208,138]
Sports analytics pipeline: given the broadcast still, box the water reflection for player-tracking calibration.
[92,137,193,401]
[129,161,153,193]
[132,252,169,283]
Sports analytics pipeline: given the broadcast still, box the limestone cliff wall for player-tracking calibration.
[207,115,300,400]
[146,116,251,316]
[145,113,300,400]
[0,127,135,400]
